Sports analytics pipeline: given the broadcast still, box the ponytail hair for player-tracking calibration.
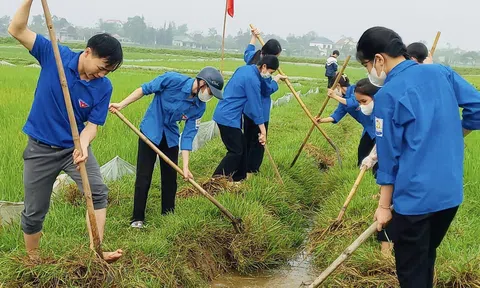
[248,39,282,65]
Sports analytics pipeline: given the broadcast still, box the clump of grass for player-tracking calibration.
[177,175,242,199]
[61,183,123,207]
[304,143,336,170]
[2,250,118,288]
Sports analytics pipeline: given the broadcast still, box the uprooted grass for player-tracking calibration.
[304,143,336,171]
[307,124,480,286]
[177,175,242,199]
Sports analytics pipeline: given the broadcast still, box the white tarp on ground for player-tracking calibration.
[99,156,136,181]
[49,156,136,197]
[0,201,24,227]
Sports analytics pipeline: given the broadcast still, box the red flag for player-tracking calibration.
[227,0,234,18]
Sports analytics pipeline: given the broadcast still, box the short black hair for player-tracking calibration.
[87,33,123,71]
[333,50,340,56]
[354,78,380,97]
[257,55,279,70]
[407,42,428,63]
[356,26,409,64]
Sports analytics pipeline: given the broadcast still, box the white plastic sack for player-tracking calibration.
[0,201,24,226]
[52,156,136,195]
[99,155,136,181]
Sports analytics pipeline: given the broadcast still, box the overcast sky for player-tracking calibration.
[1,0,478,50]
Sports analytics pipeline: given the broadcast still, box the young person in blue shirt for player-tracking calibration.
[109,67,224,229]
[315,75,380,176]
[8,0,124,262]
[356,26,480,288]
[243,28,287,177]
[212,55,280,182]
[407,42,433,64]
[325,50,340,88]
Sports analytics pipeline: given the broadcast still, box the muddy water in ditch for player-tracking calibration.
[211,224,318,288]
[210,248,316,288]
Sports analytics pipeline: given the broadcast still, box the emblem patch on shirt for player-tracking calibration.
[195,118,201,129]
[375,117,383,137]
[78,99,89,108]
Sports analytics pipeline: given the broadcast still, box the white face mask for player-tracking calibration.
[261,70,271,79]
[360,101,374,115]
[198,87,213,102]
[335,88,343,97]
[368,58,387,87]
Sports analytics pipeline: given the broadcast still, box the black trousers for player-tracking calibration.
[243,115,269,173]
[327,76,335,88]
[132,134,179,222]
[213,124,247,181]
[389,206,459,288]
[357,132,378,178]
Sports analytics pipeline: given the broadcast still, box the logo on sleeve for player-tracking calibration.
[79,99,90,108]
[375,117,383,137]
[195,118,201,129]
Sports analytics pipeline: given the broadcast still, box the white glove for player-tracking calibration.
[361,145,378,170]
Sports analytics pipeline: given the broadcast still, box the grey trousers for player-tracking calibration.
[21,137,108,235]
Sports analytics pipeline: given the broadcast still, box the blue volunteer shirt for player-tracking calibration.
[23,34,113,148]
[140,72,206,151]
[243,44,279,122]
[213,65,264,129]
[374,60,480,215]
[330,85,375,139]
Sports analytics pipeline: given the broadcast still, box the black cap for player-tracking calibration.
[197,67,224,100]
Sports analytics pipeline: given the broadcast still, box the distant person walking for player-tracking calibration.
[325,50,340,88]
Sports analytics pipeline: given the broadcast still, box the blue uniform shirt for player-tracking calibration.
[242,44,279,122]
[140,72,206,151]
[23,34,113,148]
[330,85,375,139]
[213,65,264,129]
[374,60,480,215]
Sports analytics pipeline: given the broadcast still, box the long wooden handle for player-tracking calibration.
[308,221,378,287]
[336,167,367,222]
[289,58,350,168]
[113,110,243,233]
[265,144,283,185]
[41,0,102,257]
[249,24,342,165]
[317,55,351,117]
[430,31,441,56]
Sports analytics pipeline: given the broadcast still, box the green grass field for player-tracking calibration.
[0,44,478,287]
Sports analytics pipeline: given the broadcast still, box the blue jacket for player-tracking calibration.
[140,72,206,151]
[23,34,112,148]
[242,44,279,122]
[213,65,264,129]
[374,60,480,215]
[325,56,338,77]
[329,85,375,139]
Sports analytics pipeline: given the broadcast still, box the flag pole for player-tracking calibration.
[220,0,228,75]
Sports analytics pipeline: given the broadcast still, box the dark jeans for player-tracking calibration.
[243,115,269,173]
[357,132,378,178]
[213,124,247,181]
[327,76,335,88]
[132,134,179,222]
[389,206,459,288]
